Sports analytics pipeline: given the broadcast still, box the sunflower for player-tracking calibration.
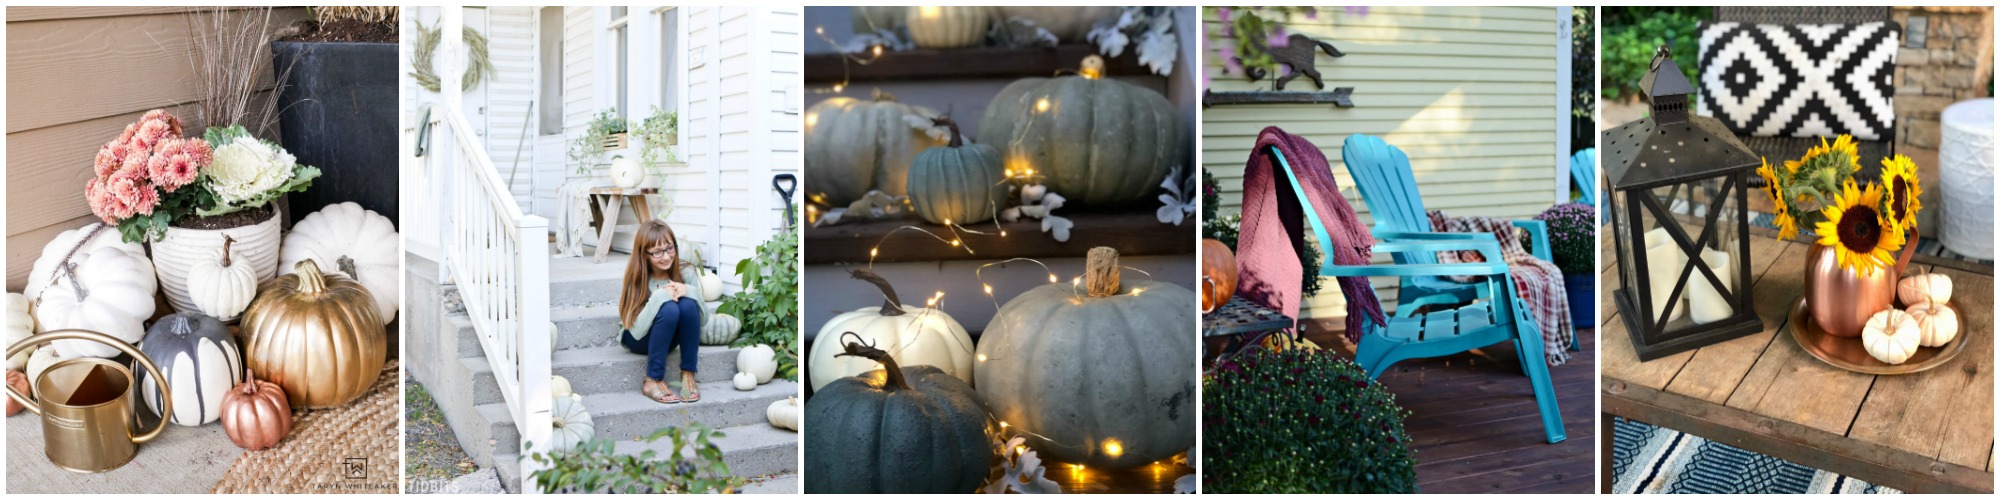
[1756,158,1800,239]
[1879,154,1922,230]
[1815,180,1905,275]
[1786,134,1861,174]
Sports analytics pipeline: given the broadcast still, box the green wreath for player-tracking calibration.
[410,19,494,93]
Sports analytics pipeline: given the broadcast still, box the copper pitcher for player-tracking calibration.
[4,329,171,473]
[1805,245,1897,338]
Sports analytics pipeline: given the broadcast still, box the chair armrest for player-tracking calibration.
[1513,219,1552,263]
[1373,230,1488,241]
[1323,261,1510,278]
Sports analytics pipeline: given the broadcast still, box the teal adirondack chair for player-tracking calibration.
[1270,145,1565,444]
[1339,135,1568,347]
[1571,148,1598,206]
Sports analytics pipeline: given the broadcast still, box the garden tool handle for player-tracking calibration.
[4,329,171,444]
[772,174,798,228]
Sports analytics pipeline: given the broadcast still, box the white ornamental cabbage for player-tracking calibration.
[206,136,297,206]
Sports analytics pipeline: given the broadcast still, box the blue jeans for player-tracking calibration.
[620,296,701,381]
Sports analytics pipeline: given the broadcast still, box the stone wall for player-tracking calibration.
[1892,6,1993,151]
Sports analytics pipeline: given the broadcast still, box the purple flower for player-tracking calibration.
[1216,7,1231,23]
[1223,55,1244,76]
[1303,7,1319,19]
[1267,26,1289,47]
[1345,6,1369,16]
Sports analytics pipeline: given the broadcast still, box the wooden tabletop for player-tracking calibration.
[1600,228,1994,493]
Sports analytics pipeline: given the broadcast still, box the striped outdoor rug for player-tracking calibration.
[1609,417,1902,494]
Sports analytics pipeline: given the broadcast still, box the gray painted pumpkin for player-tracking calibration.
[805,333,991,493]
[137,312,244,426]
[977,61,1183,206]
[907,117,1005,225]
[850,6,908,34]
[805,92,947,206]
[905,6,990,49]
[994,6,1121,41]
[702,311,741,346]
[973,248,1195,469]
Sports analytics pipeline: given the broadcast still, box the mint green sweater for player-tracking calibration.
[621,265,706,340]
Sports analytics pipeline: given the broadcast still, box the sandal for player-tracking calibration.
[680,376,701,403]
[643,379,681,404]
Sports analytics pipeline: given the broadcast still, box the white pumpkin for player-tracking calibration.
[551,375,573,398]
[26,346,60,387]
[807,272,974,391]
[280,202,401,325]
[186,237,259,321]
[550,394,595,453]
[698,270,725,302]
[738,344,777,384]
[1898,273,1953,306]
[1907,303,1960,347]
[766,396,800,432]
[701,311,741,346]
[610,155,647,188]
[733,372,758,391]
[1862,309,1921,365]
[32,245,157,360]
[5,293,33,370]
[25,223,147,302]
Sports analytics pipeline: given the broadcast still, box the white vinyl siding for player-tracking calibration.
[674,6,803,289]
[561,6,596,179]
[487,6,536,210]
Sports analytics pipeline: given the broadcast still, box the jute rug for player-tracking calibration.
[212,361,401,494]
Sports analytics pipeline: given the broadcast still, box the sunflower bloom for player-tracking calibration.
[1756,158,1799,239]
[1815,180,1904,275]
[1879,154,1922,230]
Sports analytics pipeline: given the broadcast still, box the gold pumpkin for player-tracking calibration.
[241,259,386,408]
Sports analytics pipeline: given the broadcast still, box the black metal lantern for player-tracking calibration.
[1603,46,1764,361]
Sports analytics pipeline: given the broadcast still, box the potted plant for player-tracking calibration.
[594,109,630,151]
[1755,136,1923,337]
[273,6,400,224]
[1536,202,1596,326]
[568,108,627,175]
[621,106,680,188]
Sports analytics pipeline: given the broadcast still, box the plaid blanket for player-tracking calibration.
[1428,210,1573,366]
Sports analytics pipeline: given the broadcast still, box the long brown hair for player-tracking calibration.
[619,220,682,328]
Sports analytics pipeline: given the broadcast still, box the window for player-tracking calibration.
[611,7,629,120]
[659,8,679,120]
[537,7,563,136]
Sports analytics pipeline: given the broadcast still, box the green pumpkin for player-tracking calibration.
[974,247,1195,469]
[907,117,1005,225]
[977,60,1183,206]
[805,92,947,206]
[805,333,991,493]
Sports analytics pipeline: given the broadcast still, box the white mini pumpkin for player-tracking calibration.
[281,202,401,325]
[551,375,573,398]
[32,244,157,360]
[766,396,799,431]
[5,293,33,371]
[1898,273,1953,306]
[807,270,975,391]
[26,346,60,386]
[1907,303,1960,347]
[701,311,741,346]
[610,155,647,188]
[698,270,725,302]
[1862,309,1921,365]
[738,344,777,384]
[187,236,259,321]
[550,394,594,453]
[733,372,758,391]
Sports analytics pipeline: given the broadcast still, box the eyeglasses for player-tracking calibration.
[647,247,675,258]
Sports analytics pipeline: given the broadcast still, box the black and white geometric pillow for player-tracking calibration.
[1697,22,1898,140]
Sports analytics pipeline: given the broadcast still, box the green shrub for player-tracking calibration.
[1204,212,1324,299]
[527,423,743,494]
[1601,7,1709,102]
[1203,349,1416,493]
[718,226,799,381]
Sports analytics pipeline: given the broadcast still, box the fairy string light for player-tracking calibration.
[810,25,888,95]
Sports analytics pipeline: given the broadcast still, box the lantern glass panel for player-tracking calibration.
[1623,173,1748,342]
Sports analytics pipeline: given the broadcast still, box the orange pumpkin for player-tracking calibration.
[1201,239,1238,312]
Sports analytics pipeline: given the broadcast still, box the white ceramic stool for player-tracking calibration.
[1939,98,1993,259]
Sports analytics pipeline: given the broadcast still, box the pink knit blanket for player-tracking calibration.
[1427,210,1574,366]
[1236,127,1385,343]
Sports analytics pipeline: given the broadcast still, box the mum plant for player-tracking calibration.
[1534,202,1596,276]
[86,110,318,243]
[1203,348,1416,493]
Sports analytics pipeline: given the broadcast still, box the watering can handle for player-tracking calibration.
[5,329,172,445]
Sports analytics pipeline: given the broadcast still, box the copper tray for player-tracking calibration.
[1788,297,1966,375]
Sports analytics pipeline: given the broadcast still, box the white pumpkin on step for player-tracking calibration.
[551,375,573,398]
[187,236,259,321]
[281,202,401,325]
[5,293,33,370]
[610,155,648,188]
[738,344,777,384]
[550,394,594,453]
[733,372,758,391]
[766,396,799,431]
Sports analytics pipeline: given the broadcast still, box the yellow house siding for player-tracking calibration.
[1202,6,1562,319]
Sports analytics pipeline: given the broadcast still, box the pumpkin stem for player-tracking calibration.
[849,268,907,316]
[931,116,964,148]
[871,88,896,102]
[1083,247,1121,297]
[295,259,328,295]
[240,369,259,395]
[834,332,911,391]
[220,235,235,268]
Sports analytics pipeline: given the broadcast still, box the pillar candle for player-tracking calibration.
[1644,227,1687,323]
[1688,247,1734,324]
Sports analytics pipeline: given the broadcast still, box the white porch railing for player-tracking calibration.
[416,7,552,491]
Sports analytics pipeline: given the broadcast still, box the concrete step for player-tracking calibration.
[549,257,626,308]
[476,379,799,456]
[495,426,798,493]
[454,304,623,359]
[464,345,746,406]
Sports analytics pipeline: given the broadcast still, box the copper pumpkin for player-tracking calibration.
[220,369,292,450]
[240,259,386,408]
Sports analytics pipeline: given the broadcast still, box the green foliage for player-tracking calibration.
[527,423,744,494]
[717,226,799,381]
[568,109,627,175]
[1572,7,1596,119]
[1535,202,1597,275]
[631,105,680,169]
[1205,212,1324,299]
[1202,169,1219,222]
[1203,348,1416,493]
[1601,7,1709,102]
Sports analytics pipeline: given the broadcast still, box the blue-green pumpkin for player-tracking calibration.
[907,117,1005,225]
[977,58,1183,206]
[805,334,992,493]
[137,312,244,426]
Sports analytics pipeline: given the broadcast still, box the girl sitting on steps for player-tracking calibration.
[618,219,705,404]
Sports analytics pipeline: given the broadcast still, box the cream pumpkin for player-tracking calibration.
[1897,273,1953,306]
[738,344,778,384]
[1907,303,1960,347]
[766,396,800,431]
[733,372,758,391]
[4,293,32,370]
[1862,309,1921,365]
[551,375,573,398]
[281,202,401,325]
[26,346,60,386]
[906,6,990,49]
[188,236,259,321]
[806,269,974,392]
[610,155,647,188]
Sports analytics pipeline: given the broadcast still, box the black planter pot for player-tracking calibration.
[1564,273,1595,328]
[272,41,399,225]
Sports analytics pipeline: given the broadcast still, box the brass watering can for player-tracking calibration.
[5,329,171,473]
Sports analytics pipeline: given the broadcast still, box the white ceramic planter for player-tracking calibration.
[152,210,283,317]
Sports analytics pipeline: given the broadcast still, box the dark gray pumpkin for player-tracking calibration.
[977,67,1183,206]
[907,117,1005,225]
[805,333,992,493]
[137,312,244,426]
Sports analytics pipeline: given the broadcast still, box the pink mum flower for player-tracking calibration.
[85,178,114,223]
[94,143,126,178]
[106,174,156,217]
[150,138,205,190]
